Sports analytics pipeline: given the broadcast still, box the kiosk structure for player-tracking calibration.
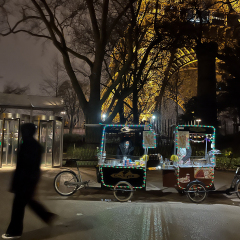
[0,93,64,168]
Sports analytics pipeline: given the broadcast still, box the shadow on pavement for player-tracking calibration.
[22,216,97,240]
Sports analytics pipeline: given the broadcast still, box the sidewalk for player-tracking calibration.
[0,167,240,240]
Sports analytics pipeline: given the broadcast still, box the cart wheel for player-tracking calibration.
[235,180,240,199]
[113,181,133,202]
[185,181,207,203]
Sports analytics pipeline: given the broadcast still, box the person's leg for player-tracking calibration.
[6,194,27,236]
[28,199,56,224]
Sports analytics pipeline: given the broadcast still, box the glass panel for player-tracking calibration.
[12,120,19,165]
[0,120,3,167]
[2,121,9,165]
[40,122,47,166]
[7,120,14,166]
[46,121,53,166]
[33,121,39,141]
[1,120,19,166]
[53,120,62,167]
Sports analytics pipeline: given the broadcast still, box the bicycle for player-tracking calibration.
[185,164,240,203]
[228,164,240,198]
[54,160,90,196]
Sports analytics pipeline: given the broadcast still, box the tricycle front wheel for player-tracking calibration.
[185,181,207,203]
[113,181,133,202]
[54,170,79,196]
[235,180,240,199]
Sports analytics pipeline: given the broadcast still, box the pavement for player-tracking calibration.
[0,167,240,240]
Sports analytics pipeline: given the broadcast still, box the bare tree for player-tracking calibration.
[58,80,82,134]
[39,56,85,132]
[0,81,29,113]
[40,55,65,97]
[0,0,137,125]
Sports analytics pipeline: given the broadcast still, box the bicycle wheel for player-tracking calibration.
[235,180,240,199]
[113,181,133,202]
[186,181,207,203]
[54,171,79,196]
[231,175,238,189]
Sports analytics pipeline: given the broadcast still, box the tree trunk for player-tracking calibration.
[155,48,177,113]
[132,87,139,124]
[119,101,126,124]
[84,49,104,143]
[69,116,74,134]
[195,41,218,127]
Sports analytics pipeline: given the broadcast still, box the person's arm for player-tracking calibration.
[129,146,134,156]
[182,146,192,163]
[116,146,121,159]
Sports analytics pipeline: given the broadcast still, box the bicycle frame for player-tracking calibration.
[230,166,240,189]
[63,161,88,187]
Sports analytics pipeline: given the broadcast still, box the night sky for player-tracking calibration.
[0,33,57,95]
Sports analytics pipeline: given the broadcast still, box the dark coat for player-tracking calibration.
[116,140,134,159]
[10,138,43,195]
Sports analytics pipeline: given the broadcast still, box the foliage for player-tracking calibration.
[66,146,97,160]
[216,133,240,158]
[216,156,240,170]
[63,134,84,152]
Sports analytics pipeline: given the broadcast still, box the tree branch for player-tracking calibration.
[86,0,100,43]
[101,0,109,44]
[66,47,93,68]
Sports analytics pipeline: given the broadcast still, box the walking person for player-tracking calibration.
[2,123,57,239]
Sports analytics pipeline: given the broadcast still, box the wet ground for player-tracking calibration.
[0,167,239,240]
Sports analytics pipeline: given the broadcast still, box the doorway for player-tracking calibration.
[0,119,20,167]
[39,120,53,167]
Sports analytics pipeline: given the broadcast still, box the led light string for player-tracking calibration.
[176,125,216,166]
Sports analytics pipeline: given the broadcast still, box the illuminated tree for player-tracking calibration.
[0,0,238,132]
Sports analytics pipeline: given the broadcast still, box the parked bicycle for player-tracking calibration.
[228,164,240,198]
[54,160,90,196]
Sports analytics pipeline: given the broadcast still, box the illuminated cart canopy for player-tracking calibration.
[95,124,156,192]
[175,125,216,167]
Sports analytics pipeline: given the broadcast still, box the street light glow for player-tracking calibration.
[196,119,201,125]
[102,114,106,121]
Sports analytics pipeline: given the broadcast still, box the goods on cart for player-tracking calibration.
[162,125,217,202]
[96,124,157,201]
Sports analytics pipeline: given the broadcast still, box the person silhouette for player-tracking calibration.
[2,123,57,240]
[116,137,134,160]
